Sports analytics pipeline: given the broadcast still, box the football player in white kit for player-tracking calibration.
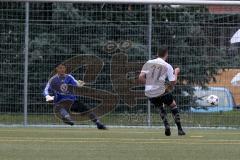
[139,46,185,136]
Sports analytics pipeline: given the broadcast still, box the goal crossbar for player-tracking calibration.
[3,0,240,6]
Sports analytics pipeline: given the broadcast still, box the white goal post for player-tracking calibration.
[2,0,240,5]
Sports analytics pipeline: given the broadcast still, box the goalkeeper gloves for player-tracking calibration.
[45,95,54,102]
[77,80,85,87]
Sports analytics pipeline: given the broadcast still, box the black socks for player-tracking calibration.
[171,107,183,130]
[159,107,170,128]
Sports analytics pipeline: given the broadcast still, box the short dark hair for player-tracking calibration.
[157,45,168,57]
[55,63,66,68]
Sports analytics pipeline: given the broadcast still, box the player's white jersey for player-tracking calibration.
[141,58,175,98]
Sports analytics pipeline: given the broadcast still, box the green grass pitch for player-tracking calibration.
[0,128,240,160]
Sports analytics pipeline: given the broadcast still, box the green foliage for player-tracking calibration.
[1,3,240,113]
[0,2,25,111]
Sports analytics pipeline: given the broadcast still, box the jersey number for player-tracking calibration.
[151,64,163,80]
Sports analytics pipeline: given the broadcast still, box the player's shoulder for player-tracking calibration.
[48,74,58,82]
[143,59,155,69]
[66,74,73,77]
[66,74,76,80]
[155,59,173,70]
[152,58,169,65]
[146,59,157,64]
[165,62,172,67]
[145,59,152,63]
[166,63,174,71]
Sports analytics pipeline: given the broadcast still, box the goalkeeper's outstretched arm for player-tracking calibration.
[68,74,85,87]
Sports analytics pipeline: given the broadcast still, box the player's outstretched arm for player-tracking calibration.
[168,67,180,86]
[173,67,180,84]
[68,75,85,87]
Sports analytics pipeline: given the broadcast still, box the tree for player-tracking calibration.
[1,2,239,114]
[0,2,25,112]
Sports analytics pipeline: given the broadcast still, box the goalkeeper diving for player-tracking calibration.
[43,63,106,129]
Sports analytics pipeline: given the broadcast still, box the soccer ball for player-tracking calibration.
[206,95,219,106]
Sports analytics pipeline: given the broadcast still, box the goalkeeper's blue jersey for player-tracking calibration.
[44,74,78,103]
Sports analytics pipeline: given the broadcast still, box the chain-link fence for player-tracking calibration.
[0,1,240,127]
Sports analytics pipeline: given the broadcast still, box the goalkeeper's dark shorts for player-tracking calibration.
[70,100,90,113]
[149,93,174,107]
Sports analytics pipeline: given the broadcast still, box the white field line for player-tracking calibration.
[0,129,240,135]
[0,124,239,130]
[0,138,240,145]
[1,136,240,143]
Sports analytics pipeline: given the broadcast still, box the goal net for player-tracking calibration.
[0,0,240,128]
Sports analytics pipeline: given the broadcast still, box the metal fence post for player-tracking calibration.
[147,4,152,127]
[23,2,29,127]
